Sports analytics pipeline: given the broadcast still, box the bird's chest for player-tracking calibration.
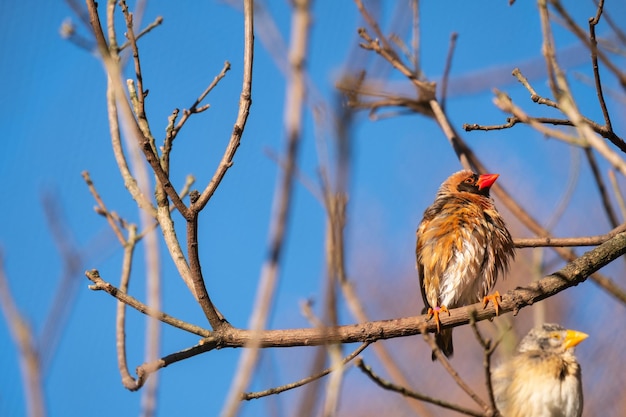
[508,356,582,417]
[420,209,494,305]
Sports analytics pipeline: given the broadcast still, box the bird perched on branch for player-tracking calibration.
[492,323,588,417]
[416,170,514,359]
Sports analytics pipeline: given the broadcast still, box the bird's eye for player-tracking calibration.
[551,333,561,340]
[464,178,474,184]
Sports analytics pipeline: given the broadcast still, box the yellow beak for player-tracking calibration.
[563,330,589,350]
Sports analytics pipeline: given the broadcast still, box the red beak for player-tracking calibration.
[476,173,499,190]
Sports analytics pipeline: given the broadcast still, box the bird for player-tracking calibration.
[416,170,515,359]
[491,323,588,417]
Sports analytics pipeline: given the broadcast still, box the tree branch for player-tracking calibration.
[86,229,626,363]
[513,223,626,247]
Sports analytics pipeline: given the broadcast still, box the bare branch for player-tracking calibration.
[585,147,620,228]
[588,0,613,132]
[116,224,138,389]
[421,324,488,411]
[0,254,46,417]
[440,32,458,111]
[549,0,626,88]
[118,15,164,51]
[186,203,227,329]
[165,61,231,149]
[469,312,502,416]
[608,170,626,221]
[82,171,126,245]
[242,342,370,400]
[86,229,626,353]
[193,12,254,210]
[86,0,189,218]
[85,270,211,337]
[356,358,484,417]
[513,223,626,247]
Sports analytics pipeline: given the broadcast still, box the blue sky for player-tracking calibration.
[1,1,626,416]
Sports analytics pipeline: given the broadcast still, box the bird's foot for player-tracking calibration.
[427,305,450,333]
[482,291,502,315]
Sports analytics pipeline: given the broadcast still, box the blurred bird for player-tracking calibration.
[492,323,588,417]
[416,170,514,359]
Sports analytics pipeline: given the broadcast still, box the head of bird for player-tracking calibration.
[442,170,500,198]
[518,323,589,355]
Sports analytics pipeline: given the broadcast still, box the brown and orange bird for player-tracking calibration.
[416,170,515,359]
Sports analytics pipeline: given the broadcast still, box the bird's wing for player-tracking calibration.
[416,221,433,314]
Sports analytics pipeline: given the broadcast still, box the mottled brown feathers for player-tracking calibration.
[416,170,515,359]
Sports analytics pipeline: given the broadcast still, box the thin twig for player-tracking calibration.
[468,312,500,416]
[186,199,227,329]
[421,324,488,411]
[118,15,164,51]
[353,0,394,56]
[538,0,558,93]
[411,0,420,75]
[514,223,626,248]
[608,170,626,221]
[0,254,46,417]
[105,60,156,217]
[357,27,436,108]
[545,147,581,231]
[492,90,585,146]
[120,1,154,147]
[440,32,458,111]
[242,342,370,400]
[599,1,626,47]
[38,192,85,375]
[166,61,232,147]
[463,111,625,151]
[119,340,217,392]
[585,147,619,228]
[549,0,626,88]
[193,16,253,210]
[356,359,484,417]
[116,224,139,389]
[135,175,196,241]
[82,171,126,244]
[86,0,189,218]
[85,270,211,337]
[319,193,345,417]
[511,68,559,108]
[588,0,613,132]
[511,68,626,152]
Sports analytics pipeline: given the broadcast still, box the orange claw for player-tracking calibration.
[427,305,450,333]
[482,291,503,315]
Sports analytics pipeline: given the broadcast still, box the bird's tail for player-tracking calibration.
[432,328,454,361]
